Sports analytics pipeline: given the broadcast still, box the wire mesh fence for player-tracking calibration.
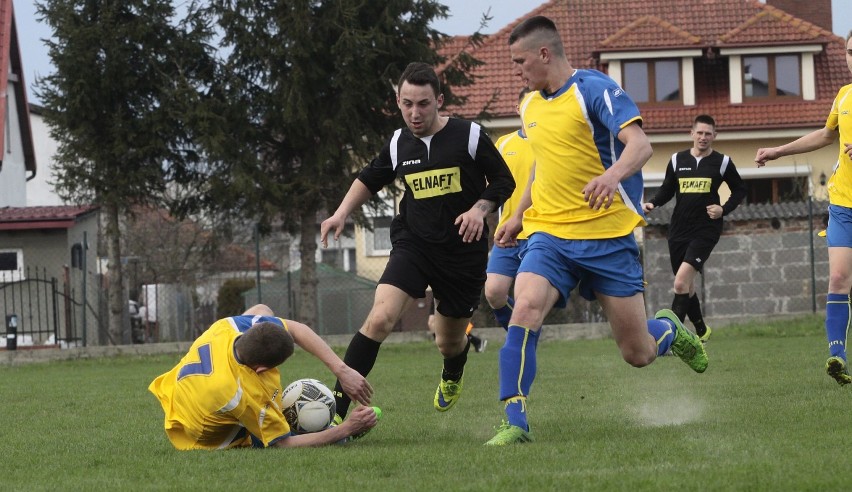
[0,199,830,348]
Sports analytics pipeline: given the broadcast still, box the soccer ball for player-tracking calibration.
[280,378,337,434]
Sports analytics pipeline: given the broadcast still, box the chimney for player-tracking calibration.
[766,0,833,32]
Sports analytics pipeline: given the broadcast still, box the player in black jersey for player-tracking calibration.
[321,62,514,420]
[643,115,746,341]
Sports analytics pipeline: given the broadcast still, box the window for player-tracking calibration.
[364,216,393,256]
[743,55,801,99]
[0,249,25,282]
[744,176,808,204]
[321,248,356,272]
[623,59,681,104]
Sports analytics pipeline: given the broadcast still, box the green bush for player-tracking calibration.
[216,278,256,318]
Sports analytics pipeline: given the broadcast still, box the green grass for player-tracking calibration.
[2,315,849,491]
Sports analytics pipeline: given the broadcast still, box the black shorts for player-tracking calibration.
[668,236,718,274]
[379,231,487,318]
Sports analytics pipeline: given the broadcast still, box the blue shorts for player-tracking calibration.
[486,240,527,277]
[517,232,645,308]
[826,205,852,248]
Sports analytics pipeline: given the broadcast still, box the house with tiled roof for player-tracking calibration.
[432,0,845,321]
[0,205,99,347]
[0,0,37,207]
[448,0,847,206]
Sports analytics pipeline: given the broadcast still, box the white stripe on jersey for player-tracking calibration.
[390,129,402,170]
[468,123,481,160]
[720,155,730,176]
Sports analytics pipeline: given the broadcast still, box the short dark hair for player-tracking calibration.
[235,321,294,368]
[694,114,716,129]
[398,62,440,98]
[508,16,558,46]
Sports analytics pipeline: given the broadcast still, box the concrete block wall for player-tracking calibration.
[643,217,829,319]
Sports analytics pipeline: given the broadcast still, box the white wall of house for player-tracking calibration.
[26,109,63,206]
[0,85,29,207]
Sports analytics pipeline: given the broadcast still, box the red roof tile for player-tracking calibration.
[0,205,99,223]
[599,16,702,51]
[442,0,848,133]
[0,205,99,230]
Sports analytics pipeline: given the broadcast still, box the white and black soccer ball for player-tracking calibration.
[280,378,337,434]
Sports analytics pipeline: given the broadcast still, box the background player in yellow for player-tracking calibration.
[149,304,379,449]
[485,86,534,330]
[487,16,708,446]
[643,115,746,342]
[755,31,852,385]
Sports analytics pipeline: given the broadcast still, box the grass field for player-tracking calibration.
[2,315,850,491]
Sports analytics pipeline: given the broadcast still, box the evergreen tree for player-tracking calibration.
[196,0,485,327]
[35,0,216,343]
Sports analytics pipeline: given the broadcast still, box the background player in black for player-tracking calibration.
[643,115,746,341]
[321,62,514,419]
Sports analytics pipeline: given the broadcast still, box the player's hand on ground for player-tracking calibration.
[642,202,655,213]
[345,405,379,434]
[583,173,619,210]
[754,147,778,167]
[320,215,345,248]
[336,365,373,405]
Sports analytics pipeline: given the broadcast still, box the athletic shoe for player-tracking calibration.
[699,325,712,343]
[340,406,383,443]
[484,421,533,446]
[657,309,708,373]
[825,356,852,386]
[434,377,463,411]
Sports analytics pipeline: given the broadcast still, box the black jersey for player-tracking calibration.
[649,149,747,241]
[357,118,515,248]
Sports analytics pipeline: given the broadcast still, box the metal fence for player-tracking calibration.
[0,200,829,348]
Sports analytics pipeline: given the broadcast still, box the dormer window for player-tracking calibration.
[601,50,701,106]
[722,45,820,103]
[623,59,681,104]
[742,54,801,99]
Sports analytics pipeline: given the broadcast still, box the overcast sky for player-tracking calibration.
[15,0,852,105]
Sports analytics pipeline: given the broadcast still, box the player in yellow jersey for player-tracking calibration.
[485,16,708,446]
[755,31,852,386]
[486,87,535,330]
[149,304,379,449]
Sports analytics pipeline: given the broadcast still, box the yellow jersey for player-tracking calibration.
[149,316,291,450]
[519,69,646,239]
[826,84,852,208]
[494,130,535,240]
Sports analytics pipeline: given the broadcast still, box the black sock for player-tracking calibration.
[687,294,707,337]
[333,331,381,418]
[468,334,482,351]
[442,340,471,381]
[671,293,690,322]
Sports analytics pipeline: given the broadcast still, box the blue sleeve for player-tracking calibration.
[229,315,285,333]
[582,72,642,135]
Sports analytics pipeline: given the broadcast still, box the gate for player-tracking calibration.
[0,266,82,348]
